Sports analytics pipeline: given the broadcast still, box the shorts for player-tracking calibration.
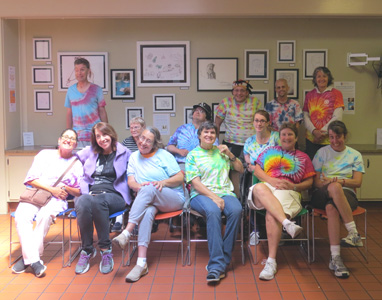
[311,184,358,211]
[247,182,302,219]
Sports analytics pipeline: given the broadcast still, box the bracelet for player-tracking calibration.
[229,155,236,162]
[61,186,66,191]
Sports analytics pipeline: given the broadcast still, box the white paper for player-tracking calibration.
[23,132,34,146]
[377,128,382,145]
[334,81,356,114]
[153,114,170,135]
[8,66,16,89]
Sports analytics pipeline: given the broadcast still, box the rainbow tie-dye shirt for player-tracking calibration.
[216,96,261,144]
[303,87,344,144]
[256,146,315,184]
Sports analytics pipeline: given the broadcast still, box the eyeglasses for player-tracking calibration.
[139,135,153,145]
[194,108,206,114]
[254,119,267,124]
[61,135,77,142]
[130,125,142,130]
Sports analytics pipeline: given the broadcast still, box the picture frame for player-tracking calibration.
[57,52,108,91]
[212,102,226,133]
[252,90,269,107]
[277,40,296,63]
[274,69,299,99]
[32,66,54,85]
[244,50,269,80]
[34,89,52,113]
[137,41,190,87]
[110,69,135,100]
[184,106,193,124]
[153,94,176,112]
[303,49,328,79]
[197,58,238,91]
[126,107,144,129]
[33,38,52,61]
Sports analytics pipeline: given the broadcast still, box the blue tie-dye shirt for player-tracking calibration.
[265,98,303,131]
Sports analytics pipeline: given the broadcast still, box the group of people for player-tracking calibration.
[11,58,364,285]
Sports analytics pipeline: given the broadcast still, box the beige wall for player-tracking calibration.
[17,17,382,146]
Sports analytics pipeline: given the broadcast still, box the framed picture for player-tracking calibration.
[34,89,52,112]
[33,38,52,61]
[274,69,299,99]
[252,90,269,107]
[303,49,328,79]
[126,107,144,129]
[110,69,135,100]
[277,40,296,63]
[244,50,269,80]
[197,58,238,91]
[32,66,54,85]
[137,41,190,87]
[57,52,108,91]
[212,103,226,133]
[153,94,176,113]
[184,106,193,124]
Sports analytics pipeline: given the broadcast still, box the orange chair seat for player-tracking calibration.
[155,209,183,220]
[314,206,365,217]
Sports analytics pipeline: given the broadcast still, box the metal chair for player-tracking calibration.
[312,206,367,262]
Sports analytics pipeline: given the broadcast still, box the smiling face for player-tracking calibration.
[275,79,289,100]
[329,129,346,152]
[253,112,269,133]
[315,70,329,91]
[95,128,112,154]
[58,130,78,153]
[138,129,155,155]
[280,128,297,151]
[75,63,89,83]
[232,86,249,103]
[199,128,217,148]
[192,107,207,123]
[130,122,144,139]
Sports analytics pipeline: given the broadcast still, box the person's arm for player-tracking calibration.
[61,185,81,197]
[66,108,73,128]
[151,171,184,191]
[27,179,69,200]
[320,107,344,131]
[128,175,147,193]
[99,106,108,123]
[217,144,244,173]
[167,144,189,157]
[191,176,225,211]
[253,164,281,187]
[304,111,325,142]
[244,154,255,173]
[342,171,363,189]
[215,116,224,136]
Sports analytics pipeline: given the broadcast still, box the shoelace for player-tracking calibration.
[78,253,91,266]
[101,252,113,266]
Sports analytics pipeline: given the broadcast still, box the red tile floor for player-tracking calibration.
[1,202,382,300]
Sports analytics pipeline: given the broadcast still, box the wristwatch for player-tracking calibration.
[229,156,236,162]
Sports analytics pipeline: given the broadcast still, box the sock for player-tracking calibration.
[137,257,147,267]
[267,257,276,265]
[345,221,357,235]
[282,219,291,227]
[123,230,131,238]
[330,245,340,258]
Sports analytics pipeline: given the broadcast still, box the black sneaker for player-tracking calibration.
[12,258,28,274]
[30,261,47,278]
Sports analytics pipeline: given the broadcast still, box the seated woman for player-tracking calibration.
[248,123,315,281]
[186,121,244,283]
[311,120,364,278]
[75,122,132,275]
[13,129,83,277]
[113,127,185,282]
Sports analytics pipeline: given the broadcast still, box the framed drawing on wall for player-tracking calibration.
[212,102,226,133]
[57,52,108,91]
[184,107,193,124]
[33,38,52,61]
[32,66,54,85]
[34,90,52,113]
[197,58,238,91]
[137,41,190,87]
[153,94,176,112]
[252,90,269,107]
[111,69,135,100]
[274,69,299,99]
[244,50,269,80]
[303,49,328,79]
[126,107,144,129]
[277,40,296,63]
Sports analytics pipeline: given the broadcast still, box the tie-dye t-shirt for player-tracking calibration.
[265,99,303,131]
[303,87,344,144]
[313,145,364,192]
[243,131,280,164]
[216,96,261,145]
[168,123,218,163]
[256,146,315,184]
[65,83,106,142]
[186,146,235,199]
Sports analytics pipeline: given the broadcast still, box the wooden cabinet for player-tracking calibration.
[359,154,382,201]
[6,155,34,202]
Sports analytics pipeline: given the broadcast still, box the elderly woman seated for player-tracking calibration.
[248,123,315,281]
[113,127,185,282]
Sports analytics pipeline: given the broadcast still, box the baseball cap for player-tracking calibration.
[193,102,212,120]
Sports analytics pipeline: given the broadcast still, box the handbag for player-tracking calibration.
[19,158,78,208]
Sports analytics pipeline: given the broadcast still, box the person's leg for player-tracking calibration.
[221,195,242,266]
[327,182,353,224]
[75,194,96,253]
[137,205,158,249]
[191,194,225,273]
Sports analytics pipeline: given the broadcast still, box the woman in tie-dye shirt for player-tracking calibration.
[247,123,315,281]
[303,67,344,160]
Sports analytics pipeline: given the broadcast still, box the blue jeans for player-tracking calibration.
[190,194,242,273]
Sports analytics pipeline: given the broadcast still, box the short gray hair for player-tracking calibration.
[130,117,146,128]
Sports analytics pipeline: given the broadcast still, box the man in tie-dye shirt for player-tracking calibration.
[265,79,303,131]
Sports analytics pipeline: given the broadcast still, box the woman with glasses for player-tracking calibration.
[247,123,315,281]
[74,122,131,275]
[113,127,185,282]
[12,129,83,277]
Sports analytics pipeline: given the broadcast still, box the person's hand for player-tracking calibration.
[312,129,326,143]
[51,186,68,200]
[151,181,165,192]
[213,197,225,211]
[178,149,189,157]
[275,180,294,190]
[135,181,150,193]
[217,144,230,156]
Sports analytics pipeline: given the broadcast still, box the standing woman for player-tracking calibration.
[311,121,364,278]
[12,129,83,277]
[74,122,131,275]
[303,67,344,160]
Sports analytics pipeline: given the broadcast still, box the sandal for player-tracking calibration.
[206,270,225,282]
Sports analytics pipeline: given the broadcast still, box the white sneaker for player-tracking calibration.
[341,232,363,247]
[329,255,349,278]
[250,231,260,245]
[283,222,303,238]
[259,260,277,280]
[112,231,131,250]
